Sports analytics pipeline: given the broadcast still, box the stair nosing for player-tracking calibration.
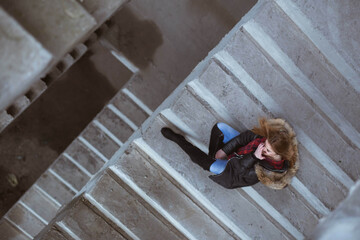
[241,19,360,150]
[214,50,354,189]
[4,216,32,240]
[107,167,195,240]
[273,0,360,94]
[92,119,124,147]
[134,137,252,240]
[78,136,109,163]
[83,193,140,240]
[158,106,304,239]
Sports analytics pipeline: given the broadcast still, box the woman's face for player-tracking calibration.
[262,140,279,159]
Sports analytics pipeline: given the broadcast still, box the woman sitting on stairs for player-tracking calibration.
[161,118,299,189]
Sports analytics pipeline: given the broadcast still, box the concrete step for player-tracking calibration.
[5,202,46,238]
[76,0,129,24]
[0,0,96,58]
[0,7,52,112]
[6,95,31,118]
[0,43,88,134]
[252,0,360,133]
[158,102,314,238]
[0,111,13,132]
[0,83,148,238]
[53,200,128,240]
[65,139,106,175]
[36,171,76,207]
[143,116,291,239]
[50,154,92,192]
[86,171,187,239]
[24,80,47,102]
[11,0,360,238]
[39,228,67,240]
[80,121,121,161]
[21,185,60,224]
[0,218,31,240]
[95,105,135,145]
[112,88,153,127]
[181,65,346,237]
[279,0,360,86]
[218,24,360,183]
[109,142,234,239]
[195,59,348,211]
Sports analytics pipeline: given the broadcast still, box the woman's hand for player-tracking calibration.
[254,143,265,160]
[215,149,227,159]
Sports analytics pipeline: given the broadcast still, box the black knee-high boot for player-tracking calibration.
[208,124,224,158]
[161,128,215,171]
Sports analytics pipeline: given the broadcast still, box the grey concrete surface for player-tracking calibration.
[0,0,96,58]
[7,203,46,237]
[5,0,360,239]
[0,219,30,240]
[65,139,105,175]
[292,0,360,76]
[75,0,128,23]
[312,180,360,240]
[35,0,359,238]
[88,172,185,240]
[0,0,257,222]
[0,7,52,113]
[104,0,258,110]
[112,145,233,239]
[21,187,59,223]
[59,201,127,240]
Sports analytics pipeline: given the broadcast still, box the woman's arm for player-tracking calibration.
[221,130,258,155]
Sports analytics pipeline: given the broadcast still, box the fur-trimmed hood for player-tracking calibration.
[254,119,299,190]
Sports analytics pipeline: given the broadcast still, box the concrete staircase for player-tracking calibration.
[2,0,360,239]
[0,0,129,133]
[0,72,151,239]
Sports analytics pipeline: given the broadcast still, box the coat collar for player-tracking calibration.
[254,119,299,190]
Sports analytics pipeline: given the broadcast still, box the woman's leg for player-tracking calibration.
[217,122,240,143]
[208,123,240,157]
[161,128,215,171]
[208,124,224,158]
[208,123,241,174]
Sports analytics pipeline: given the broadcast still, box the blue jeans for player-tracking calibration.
[209,123,240,174]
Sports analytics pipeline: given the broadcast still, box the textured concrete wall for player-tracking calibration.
[311,179,360,240]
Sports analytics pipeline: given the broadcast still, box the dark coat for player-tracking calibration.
[209,119,298,190]
[209,130,262,189]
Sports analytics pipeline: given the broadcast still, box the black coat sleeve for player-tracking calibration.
[209,154,260,189]
[221,130,258,155]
